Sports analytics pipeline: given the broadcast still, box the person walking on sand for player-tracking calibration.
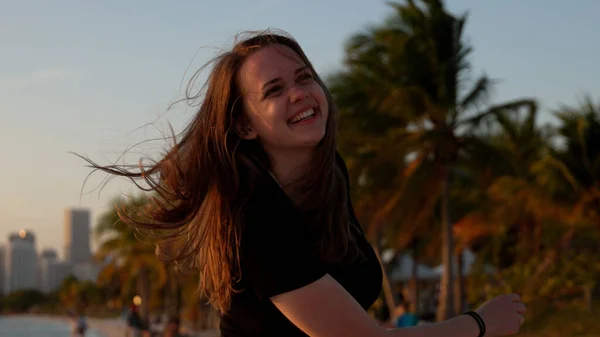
[72,311,88,337]
[126,305,142,337]
[67,310,78,336]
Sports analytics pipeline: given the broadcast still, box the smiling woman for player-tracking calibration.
[80,29,526,337]
[236,43,330,183]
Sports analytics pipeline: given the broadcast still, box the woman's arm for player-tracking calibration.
[271,274,524,337]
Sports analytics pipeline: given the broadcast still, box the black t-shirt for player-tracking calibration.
[219,154,383,337]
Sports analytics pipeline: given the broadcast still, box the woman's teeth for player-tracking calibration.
[288,108,315,124]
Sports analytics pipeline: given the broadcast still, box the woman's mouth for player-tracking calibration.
[288,108,316,124]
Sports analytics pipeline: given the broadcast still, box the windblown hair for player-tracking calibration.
[82,30,353,313]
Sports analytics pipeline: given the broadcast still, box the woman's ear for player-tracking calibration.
[236,117,258,140]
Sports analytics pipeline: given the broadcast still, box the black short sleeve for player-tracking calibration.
[220,160,384,337]
[239,179,327,300]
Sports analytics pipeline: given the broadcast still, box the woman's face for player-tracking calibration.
[238,44,329,154]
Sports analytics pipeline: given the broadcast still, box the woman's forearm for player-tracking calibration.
[384,315,480,337]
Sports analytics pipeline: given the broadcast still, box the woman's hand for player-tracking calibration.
[475,294,527,336]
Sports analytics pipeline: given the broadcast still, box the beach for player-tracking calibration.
[0,314,219,337]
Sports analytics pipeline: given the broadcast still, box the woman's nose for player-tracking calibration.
[288,84,309,103]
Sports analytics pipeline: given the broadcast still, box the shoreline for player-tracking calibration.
[3,314,219,337]
[4,313,126,337]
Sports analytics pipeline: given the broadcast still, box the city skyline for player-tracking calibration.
[1,0,599,255]
[0,208,97,295]
[0,208,94,259]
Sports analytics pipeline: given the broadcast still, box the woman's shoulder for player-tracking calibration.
[234,183,327,301]
[241,173,301,238]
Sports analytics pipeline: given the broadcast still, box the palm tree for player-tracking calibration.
[58,274,83,310]
[478,97,597,269]
[449,100,550,311]
[95,194,167,328]
[545,96,600,309]
[453,96,600,311]
[330,0,536,320]
[454,101,549,262]
[549,96,600,227]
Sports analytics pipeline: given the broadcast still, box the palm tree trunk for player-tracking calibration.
[166,264,180,319]
[175,276,182,318]
[137,266,150,328]
[583,284,593,313]
[372,234,396,320]
[190,301,200,331]
[436,167,456,321]
[409,239,420,314]
[454,248,465,313]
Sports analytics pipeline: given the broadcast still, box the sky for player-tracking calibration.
[1,0,599,258]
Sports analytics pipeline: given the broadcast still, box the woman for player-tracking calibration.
[84,30,525,337]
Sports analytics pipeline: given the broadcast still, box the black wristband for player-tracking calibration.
[463,311,486,337]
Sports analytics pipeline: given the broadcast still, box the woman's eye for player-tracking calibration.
[297,73,314,83]
[263,85,283,98]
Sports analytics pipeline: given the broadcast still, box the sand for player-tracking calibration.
[10,314,219,337]
[87,317,127,336]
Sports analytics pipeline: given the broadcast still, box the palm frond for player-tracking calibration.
[456,76,493,115]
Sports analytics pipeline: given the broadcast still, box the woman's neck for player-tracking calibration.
[268,147,314,187]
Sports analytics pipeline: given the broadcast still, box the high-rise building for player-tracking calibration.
[49,261,73,290]
[64,208,91,264]
[38,249,56,292]
[39,248,72,293]
[5,230,38,293]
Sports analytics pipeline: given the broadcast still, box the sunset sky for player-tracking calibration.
[1,0,598,257]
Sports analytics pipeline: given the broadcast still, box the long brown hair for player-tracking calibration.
[80,30,352,313]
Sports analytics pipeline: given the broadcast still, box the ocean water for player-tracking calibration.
[0,316,104,337]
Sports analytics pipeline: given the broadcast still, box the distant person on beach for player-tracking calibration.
[126,305,142,337]
[67,310,77,336]
[84,30,527,337]
[163,317,186,337]
[392,294,419,328]
[71,311,88,337]
[148,315,163,336]
[67,309,86,336]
